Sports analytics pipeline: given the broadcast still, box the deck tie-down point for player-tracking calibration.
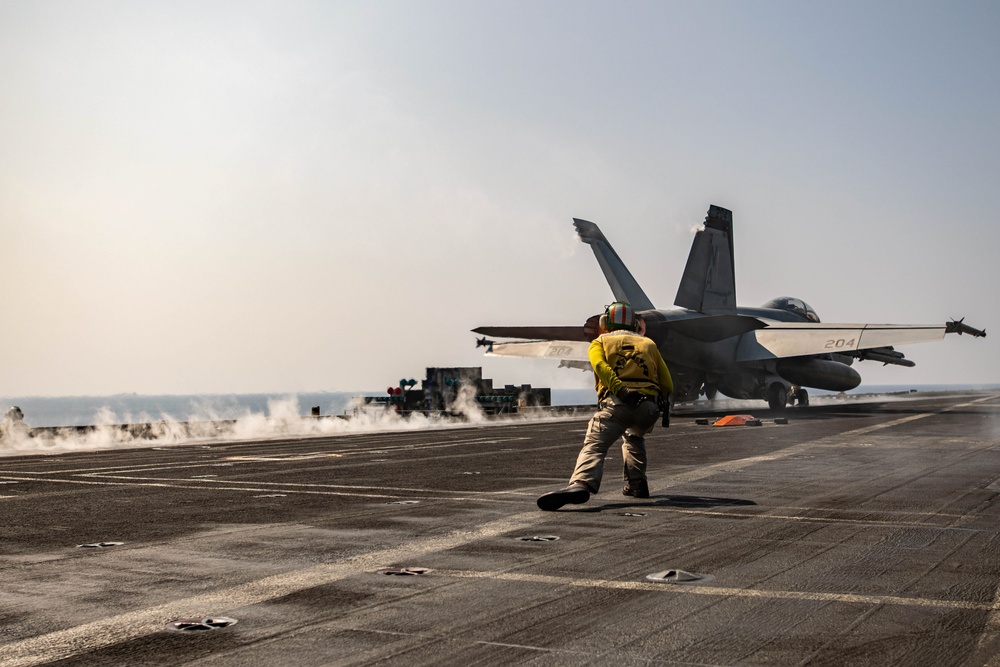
[646,569,714,584]
[378,567,431,575]
[167,617,238,632]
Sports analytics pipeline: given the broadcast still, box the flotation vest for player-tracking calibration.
[595,332,661,397]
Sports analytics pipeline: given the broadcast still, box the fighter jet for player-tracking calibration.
[473,205,986,410]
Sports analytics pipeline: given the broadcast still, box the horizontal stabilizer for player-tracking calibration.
[485,339,591,362]
[737,323,946,362]
[574,219,655,311]
[472,325,590,342]
[667,315,767,342]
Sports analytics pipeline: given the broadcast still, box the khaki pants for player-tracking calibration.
[569,395,660,493]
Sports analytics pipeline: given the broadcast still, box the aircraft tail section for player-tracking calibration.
[674,205,737,315]
[573,219,655,311]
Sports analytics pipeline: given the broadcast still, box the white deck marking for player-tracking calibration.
[4,436,531,475]
[649,507,983,530]
[435,569,1000,612]
[223,452,344,461]
[0,475,448,500]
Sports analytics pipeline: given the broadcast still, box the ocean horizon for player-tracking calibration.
[3,384,998,429]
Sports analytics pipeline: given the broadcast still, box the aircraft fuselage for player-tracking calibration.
[640,305,861,402]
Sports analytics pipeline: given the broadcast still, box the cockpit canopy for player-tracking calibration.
[761,296,820,322]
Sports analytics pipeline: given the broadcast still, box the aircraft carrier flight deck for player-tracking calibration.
[2,390,1000,666]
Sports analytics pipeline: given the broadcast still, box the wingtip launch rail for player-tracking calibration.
[946,318,986,338]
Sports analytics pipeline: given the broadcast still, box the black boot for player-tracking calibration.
[622,479,649,498]
[537,483,590,511]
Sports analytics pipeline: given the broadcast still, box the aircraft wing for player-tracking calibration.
[483,339,591,362]
[472,326,590,341]
[737,323,948,362]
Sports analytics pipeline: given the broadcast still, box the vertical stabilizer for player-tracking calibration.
[673,205,737,314]
[573,219,655,311]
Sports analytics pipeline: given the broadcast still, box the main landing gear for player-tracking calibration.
[766,383,787,412]
[791,387,809,407]
[767,383,809,411]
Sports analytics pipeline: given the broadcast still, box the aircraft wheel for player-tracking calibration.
[766,383,788,412]
[704,384,718,400]
[796,388,809,407]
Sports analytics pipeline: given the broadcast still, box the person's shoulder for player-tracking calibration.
[635,333,660,348]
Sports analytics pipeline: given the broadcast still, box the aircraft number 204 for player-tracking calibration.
[825,338,856,349]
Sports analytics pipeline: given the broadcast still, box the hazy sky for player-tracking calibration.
[2,0,997,396]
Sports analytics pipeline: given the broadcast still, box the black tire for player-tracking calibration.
[766,383,788,412]
[796,388,809,407]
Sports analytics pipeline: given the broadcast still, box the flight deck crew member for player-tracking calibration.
[537,302,673,511]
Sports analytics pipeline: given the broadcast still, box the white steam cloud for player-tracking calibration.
[0,393,573,457]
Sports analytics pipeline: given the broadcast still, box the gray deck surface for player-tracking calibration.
[2,390,1000,666]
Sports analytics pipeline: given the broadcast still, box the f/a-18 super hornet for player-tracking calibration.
[473,205,986,410]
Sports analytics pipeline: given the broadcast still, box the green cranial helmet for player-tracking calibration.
[605,302,636,331]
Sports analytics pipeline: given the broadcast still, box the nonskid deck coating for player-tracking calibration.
[1,391,999,665]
